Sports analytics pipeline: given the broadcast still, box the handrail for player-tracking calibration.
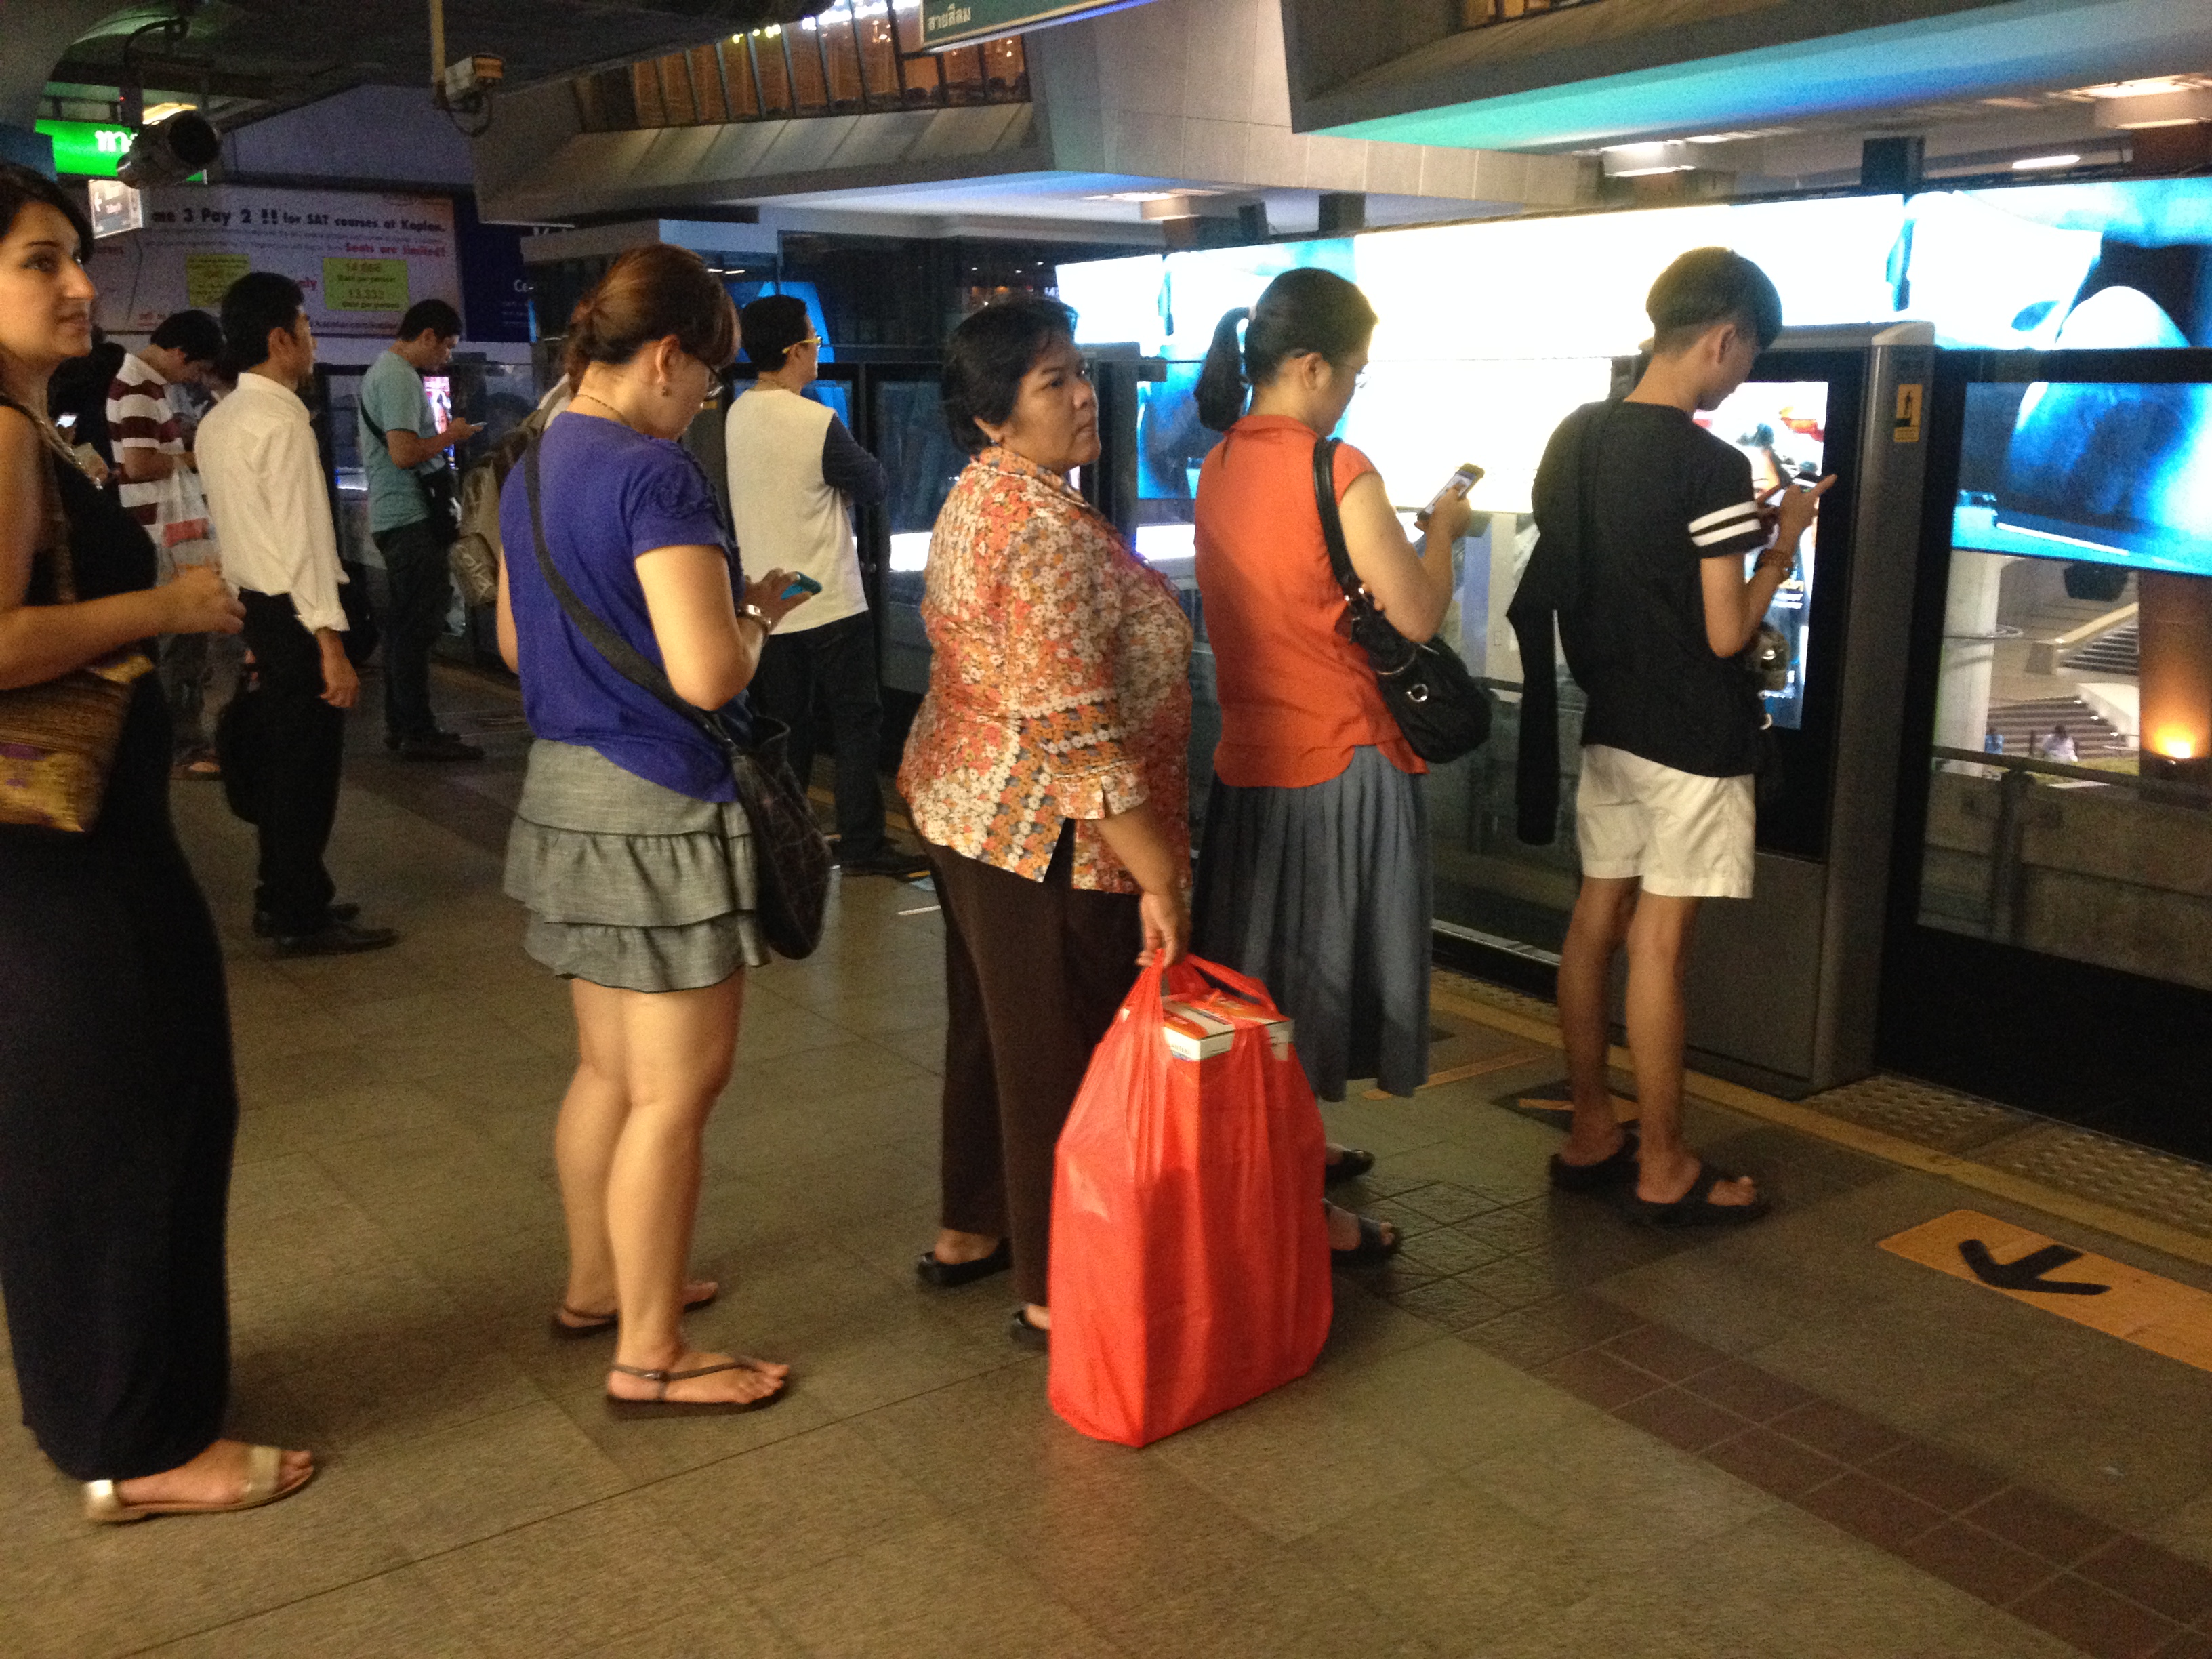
[1931,745,2212,807]
[2044,601,2138,649]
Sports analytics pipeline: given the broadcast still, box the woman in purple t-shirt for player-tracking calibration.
[496,245,811,1415]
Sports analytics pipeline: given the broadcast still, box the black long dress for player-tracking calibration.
[0,449,238,1482]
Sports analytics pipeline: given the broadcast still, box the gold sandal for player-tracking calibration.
[604,1357,786,1418]
[83,1443,314,1525]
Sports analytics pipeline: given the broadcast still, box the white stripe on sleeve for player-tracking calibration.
[1687,501,1760,535]
[1692,520,1767,549]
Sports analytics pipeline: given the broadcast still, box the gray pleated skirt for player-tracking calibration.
[1191,744,1431,1101]
[504,739,769,994]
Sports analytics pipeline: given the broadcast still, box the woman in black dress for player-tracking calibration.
[0,165,313,1521]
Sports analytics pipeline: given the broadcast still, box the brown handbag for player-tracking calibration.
[0,402,155,834]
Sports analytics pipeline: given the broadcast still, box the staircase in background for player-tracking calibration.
[1985,695,2133,758]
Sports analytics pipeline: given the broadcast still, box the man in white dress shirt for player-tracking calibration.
[197,272,396,956]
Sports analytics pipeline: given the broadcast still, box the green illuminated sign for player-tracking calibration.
[919,0,1153,50]
[35,120,135,178]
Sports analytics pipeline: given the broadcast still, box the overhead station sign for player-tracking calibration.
[920,0,1155,49]
[35,119,134,178]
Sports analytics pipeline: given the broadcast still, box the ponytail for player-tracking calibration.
[1194,306,1250,433]
[1193,268,1377,433]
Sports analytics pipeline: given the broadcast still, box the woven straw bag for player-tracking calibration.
[0,401,154,833]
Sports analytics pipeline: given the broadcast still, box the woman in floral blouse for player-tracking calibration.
[899,295,1191,1347]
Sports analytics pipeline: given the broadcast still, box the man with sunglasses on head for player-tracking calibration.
[725,295,914,878]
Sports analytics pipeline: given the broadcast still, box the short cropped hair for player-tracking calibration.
[941,295,1077,456]
[150,308,224,365]
[397,298,463,341]
[739,294,813,371]
[218,272,306,376]
[1647,248,1784,355]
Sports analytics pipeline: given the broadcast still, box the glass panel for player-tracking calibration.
[751,33,794,115]
[853,1,903,102]
[817,4,867,111]
[630,62,667,127]
[1917,374,2212,993]
[783,23,830,112]
[657,54,697,126]
[939,45,985,105]
[979,34,1026,100]
[720,41,760,119]
[687,45,729,123]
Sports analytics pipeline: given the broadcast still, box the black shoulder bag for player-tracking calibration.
[1312,436,1492,766]
[521,441,832,960]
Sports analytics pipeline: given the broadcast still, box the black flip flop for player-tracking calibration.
[915,1238,1012,1288]
[1549,1128,1641,1194]
[1330,1212,1401,1265]
[1631,1164,1771,1229]
[551,1279,718,1340]
[1323,1146,1376,1187]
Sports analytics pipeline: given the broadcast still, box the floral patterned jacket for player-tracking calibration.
[898,445,1191,894]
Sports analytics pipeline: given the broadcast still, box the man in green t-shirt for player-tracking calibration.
[357,299,482,760]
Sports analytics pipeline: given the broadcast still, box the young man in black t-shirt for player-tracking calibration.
[1533,249,1830,1225]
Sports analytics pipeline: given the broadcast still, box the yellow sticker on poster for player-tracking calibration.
[184,253,249,308]
[323,257,410,312]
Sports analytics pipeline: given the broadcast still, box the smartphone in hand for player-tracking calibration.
[1414,462,1484,531]
[781,574,823,600]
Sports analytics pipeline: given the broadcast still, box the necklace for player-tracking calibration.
[571,390,637,430]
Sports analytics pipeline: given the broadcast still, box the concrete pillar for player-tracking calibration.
[2138,569,2212,786]
[1936,550,2009,763]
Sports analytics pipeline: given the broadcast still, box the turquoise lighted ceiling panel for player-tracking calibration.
[1317,0,2210,151]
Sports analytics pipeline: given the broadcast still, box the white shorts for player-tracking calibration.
[1574,745,1755,899]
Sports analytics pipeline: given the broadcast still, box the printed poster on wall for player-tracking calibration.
[87,186,459,338]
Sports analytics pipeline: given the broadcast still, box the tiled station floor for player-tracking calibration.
[6,666,2212,1659]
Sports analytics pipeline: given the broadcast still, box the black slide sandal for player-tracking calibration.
[1323,1146,1376,1187]
[1330,1212,1402,1264]
[1631,1164,1770,1229]
[915,1238,1012,1288]
[1549,1128,1641,1194]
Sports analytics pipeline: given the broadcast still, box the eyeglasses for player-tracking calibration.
[798,335,824,351]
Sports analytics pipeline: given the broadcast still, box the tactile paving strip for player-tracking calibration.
[1983,1124,2212,1239]
[1799,1073,2031,1155]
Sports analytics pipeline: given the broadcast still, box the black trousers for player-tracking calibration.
[241,589,344,933]
[373,517,451,743]
[752,610,887,861]
[0,684,237,1481]
[930,832,1141,1306]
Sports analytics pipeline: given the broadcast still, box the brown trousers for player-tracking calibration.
[929,832,1141,1306]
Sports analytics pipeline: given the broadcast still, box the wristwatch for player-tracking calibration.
[737,601,776,634]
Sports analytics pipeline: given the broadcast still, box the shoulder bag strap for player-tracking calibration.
[521,439,739,760]
[1310,434,1361,601]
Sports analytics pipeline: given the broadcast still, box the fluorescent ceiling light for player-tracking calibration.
[2092,88,2212,129]
[1084,189,1220,203]
[1610,164,1696,177]
[140,101,196,123]
[2011,152,2083,171]
[2076,77,2200,99]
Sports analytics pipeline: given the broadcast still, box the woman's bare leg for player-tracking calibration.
[557,981,631,1313]
[595,970,787,1406]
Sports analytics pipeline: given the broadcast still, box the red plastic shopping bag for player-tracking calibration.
[1048,956,1331,1447]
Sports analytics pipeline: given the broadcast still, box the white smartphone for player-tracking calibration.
[1414,462,1484,531]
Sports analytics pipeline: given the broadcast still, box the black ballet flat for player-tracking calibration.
[914,1238,1012,1288]
[1008,1307,1050,1351]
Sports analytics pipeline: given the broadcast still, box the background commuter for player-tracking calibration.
[725,295,912,876]
[359,297,482,761]
[106,307,232,779]
[497,244,807,1414]
[1189,268,1472,1259]
[0,164,312,1523]
[199,272,398,957]
[1526,248,1828,1225]
[45,321,123,479]
[900,296,1191,1345]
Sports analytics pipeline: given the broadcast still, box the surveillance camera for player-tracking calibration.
[117,110,220,189]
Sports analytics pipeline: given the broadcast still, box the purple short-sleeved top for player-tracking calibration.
[499,411,750,800]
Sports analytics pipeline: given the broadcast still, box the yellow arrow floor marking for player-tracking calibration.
[1881,1210,2212,1376]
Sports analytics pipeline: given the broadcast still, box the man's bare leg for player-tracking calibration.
[1621,893,1757,1208]
[1558,876,1637,1168]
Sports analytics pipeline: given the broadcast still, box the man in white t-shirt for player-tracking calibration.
[726,295,914,876]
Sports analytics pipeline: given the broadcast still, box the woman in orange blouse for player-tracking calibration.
[899,296,1191,1346]
[1190,270,1473,1256]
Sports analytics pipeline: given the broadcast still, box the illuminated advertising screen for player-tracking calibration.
[1954,378,2212,577]
[1695,381,1830,730]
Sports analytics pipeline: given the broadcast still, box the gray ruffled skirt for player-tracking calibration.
[504,739,769,994]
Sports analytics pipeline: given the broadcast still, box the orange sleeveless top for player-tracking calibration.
[1193,415,1423,789]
